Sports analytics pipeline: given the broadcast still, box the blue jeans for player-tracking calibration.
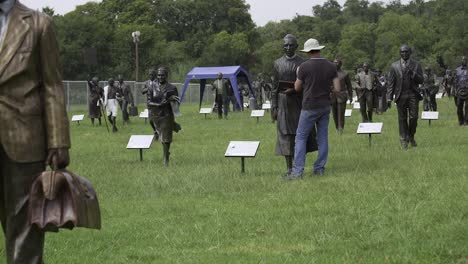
[292,106,331,175]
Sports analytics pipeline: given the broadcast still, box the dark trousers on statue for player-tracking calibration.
[358,89,374,122]
[215,94,228,119]
[122,100,130,123]
[331,101,346,132]
[0,146,45,264]
[396,91,419,142]
[456,97,468,125]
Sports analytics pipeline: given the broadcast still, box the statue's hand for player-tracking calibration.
[46,148,70,170]
[271,107,278,122]
[387,100,392,109]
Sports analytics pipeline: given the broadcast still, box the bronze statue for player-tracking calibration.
[117,75,134,125]
[356,62,379,122]
[88,76,104,126]
[331,58,353,133]
[454,56,468,125]
[211,72,230,119]
[0,1,71,262]
[104,78,120,132]
[420,66,438,111]
[441,69,454,98]
[143,69,159,137]
[147,67,180,166]
[272,34,316,174]
[387,45,424,149]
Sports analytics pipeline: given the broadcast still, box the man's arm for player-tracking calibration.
[332,77,340,94]
[294,79,303,92]
[387,66,396,104]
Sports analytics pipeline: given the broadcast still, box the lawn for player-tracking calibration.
[1,97,467,263]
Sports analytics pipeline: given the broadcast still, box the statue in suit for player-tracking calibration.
[387,45,424,149]
[454,56,468,125]
[0,1,71,263]
[356,62,379,122]
[331,58,353,134]
[420,66,438,111]
[117,75,134,125]
[211,72,230,119]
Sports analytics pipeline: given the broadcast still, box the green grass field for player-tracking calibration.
[1,97,468,263]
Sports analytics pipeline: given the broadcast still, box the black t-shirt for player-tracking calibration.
[297,58,337,109]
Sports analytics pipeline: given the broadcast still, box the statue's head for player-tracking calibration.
[91,76,99,84]
[157,67,168,84]
[118,75,124,83]
[399,45,412,61]
[424,66,431,73]
[108,78,114,86]
[462,56,467,67]
[333,58,342,70]
[446,69,451,75]
[363,62,370,72]
[217,72,223,79]
[149,69,157,81]
[283,34,298,58]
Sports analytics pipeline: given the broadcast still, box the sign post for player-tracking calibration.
[225,141,260,174]
[126,135,154,161]
[357,123,383,147]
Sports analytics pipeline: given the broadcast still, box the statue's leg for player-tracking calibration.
[163,143,170,167]
[112,117,118,132]
[91,118,95,126]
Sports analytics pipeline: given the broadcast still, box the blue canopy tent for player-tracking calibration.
[180,66,255,109]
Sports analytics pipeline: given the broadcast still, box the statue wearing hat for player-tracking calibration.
[271,34,317,174]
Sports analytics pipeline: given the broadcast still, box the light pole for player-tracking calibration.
[132,31,140,82]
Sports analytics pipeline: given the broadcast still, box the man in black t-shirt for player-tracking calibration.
[284,38,340,180]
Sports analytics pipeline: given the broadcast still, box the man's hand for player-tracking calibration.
[46,148,70,170]
[284,88,295,95]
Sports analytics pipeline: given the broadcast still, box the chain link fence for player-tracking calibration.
[63,81,214,111]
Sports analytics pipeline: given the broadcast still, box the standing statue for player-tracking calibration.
[211,72,230,119]
[252,77,264,109]
[387,45,424,149]
[88,76,104,126]
[454,56,468,126]
[271,34,317,174]
[147,67,180,166]
[331,58,353,134]
[103,78,120,132]
[441,69,454,98]
[420,66,438,111]
[117,75,134,125]
[143,69,159,137]
[0,1,71,262]
[375,70,388,114]
[356,62,379,122]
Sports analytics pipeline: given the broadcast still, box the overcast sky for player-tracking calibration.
[21,0,409,27]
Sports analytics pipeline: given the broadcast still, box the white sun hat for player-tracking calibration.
[300,38,325,52]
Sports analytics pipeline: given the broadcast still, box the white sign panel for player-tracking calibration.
[71,114,84,121]
[435,93,443,99]
[357,122,383,134]
[139,111,149,118]
[353,102,361,109]
[262,103,271,110]
[251,110,265,117]
[421,111,439,120]
[199,108,213,114]
[126,135,154,149]
[345,109,352,117]
[225,141,260,157]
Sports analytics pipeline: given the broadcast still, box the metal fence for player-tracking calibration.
[63,81,214,110]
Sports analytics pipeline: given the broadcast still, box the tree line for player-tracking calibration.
[45,0,467,81]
